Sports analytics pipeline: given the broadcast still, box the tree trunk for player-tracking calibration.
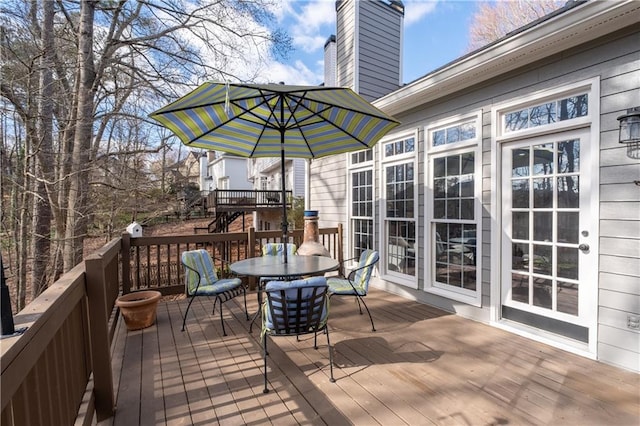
[63,0,97,271]
[32,0,55,296]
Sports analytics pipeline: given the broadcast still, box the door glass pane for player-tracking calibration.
[511,273,529,303]
[557,212,578,243]
[533,177,553,208]
[533,144,554,175]
[558,140,579,173]
[558,176,579,208]
[512,212,529,239]
[532,244,552,275]
[533,277,553,309]
[512,149,530,177]
[557,281,579,316]
[512,243,529,271]
[533,212,552,241]
[512,179,529,208]
[557,247,578,280]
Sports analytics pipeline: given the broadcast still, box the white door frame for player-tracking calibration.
[489,78,600,358]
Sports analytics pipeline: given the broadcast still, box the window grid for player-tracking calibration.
[504,94,588,133]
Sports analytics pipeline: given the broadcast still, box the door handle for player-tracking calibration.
[578,244,590,252]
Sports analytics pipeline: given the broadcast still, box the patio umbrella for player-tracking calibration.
[150,82,400,262]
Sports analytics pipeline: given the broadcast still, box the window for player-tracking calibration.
[348,149,374,260]
[382,136,417,286]
[426,114,481,305]
[504,94,588,133]
[433,152,477,292]
[432,120,476,147]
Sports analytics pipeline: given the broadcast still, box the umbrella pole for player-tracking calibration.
[280,129,288,264]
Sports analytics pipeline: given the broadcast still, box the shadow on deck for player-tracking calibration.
[104,288,639,425]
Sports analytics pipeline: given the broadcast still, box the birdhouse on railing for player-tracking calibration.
[126,222,142,238]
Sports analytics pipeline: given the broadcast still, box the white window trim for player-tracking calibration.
[489,77,600,357]
[424,112,483,306]
[379,130,419,289]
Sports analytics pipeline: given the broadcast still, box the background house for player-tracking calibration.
[247,157,305,230]
[310,0,639,372]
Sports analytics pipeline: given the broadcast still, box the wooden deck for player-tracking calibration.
[102,289,639,425]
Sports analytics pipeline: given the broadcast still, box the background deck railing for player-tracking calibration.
[208,189,293,212]
[1,225,342,424]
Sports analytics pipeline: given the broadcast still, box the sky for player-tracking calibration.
[261,0,480,86]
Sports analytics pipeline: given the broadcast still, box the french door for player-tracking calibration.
[500,128,596,344]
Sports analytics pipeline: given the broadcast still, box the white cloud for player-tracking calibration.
[257,59,322,86]
[289,0,336,52]
[404,0,438,26]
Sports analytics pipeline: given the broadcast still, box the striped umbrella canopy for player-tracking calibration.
[150,82,400,262]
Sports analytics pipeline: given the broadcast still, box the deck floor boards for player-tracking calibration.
[101,288,639,425]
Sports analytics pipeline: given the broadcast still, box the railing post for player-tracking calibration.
[337,223,344,276]
[247,227,256,290]
[121,232,131,294]
[84,254,115,421]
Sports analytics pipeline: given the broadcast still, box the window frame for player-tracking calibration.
[347,149,375,266]
[424,113,483,306]
[379,131,419,289]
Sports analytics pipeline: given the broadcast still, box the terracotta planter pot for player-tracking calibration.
[116,290,162,331]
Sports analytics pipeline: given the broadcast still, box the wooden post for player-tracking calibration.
[337,223,344,276]
[84,254,115,421]
[247,227,256,290]
[121,232,131,294]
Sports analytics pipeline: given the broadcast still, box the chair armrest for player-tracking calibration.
[181,261,203,292]
[346,258,379,281]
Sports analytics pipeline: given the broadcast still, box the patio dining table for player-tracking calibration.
[231,255,339,332]
[230,255,339,280]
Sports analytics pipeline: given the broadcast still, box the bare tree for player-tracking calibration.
[467,0,566,52]
[1,0,292,308]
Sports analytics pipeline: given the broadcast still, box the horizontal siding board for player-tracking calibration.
[600,202,640,220]
[599,272,640,294]
[600,184,640,202]
[600,219,640,239]
[599,306,639,332]
[597,324,640,355]
[598,341,640,372]
[600,164,640,184]
[600,68,640,96]
[600,237,640,257]
[599,254,640,276]
[599,288,640,313]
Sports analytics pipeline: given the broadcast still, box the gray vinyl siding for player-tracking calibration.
[336,0,356,91]
[336,0,402,101]
[309,155,347,230]
[357,0,402,100]
[292,159,305,198]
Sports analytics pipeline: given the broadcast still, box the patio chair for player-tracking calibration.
[327,249,379,332]
[261,276,335,393]
[181,249,248,336]
[249,243,298,333]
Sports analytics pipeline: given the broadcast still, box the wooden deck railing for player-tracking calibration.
[0,225,342,424]
[207,189,293,212]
